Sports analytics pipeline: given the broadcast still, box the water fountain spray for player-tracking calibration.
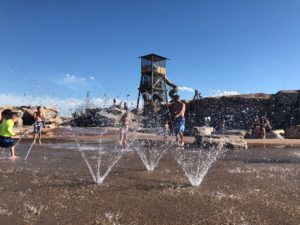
[174,143,225,186]
[15,127,33,147]
[0,127,34,160]
[73,128,129,185]
[1,148,8,159]
[134,138,167,171]
[24,139,36,161]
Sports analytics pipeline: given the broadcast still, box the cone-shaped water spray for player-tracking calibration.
[135,139,167,171]
[71,127,125,185]
[174,143,225,186]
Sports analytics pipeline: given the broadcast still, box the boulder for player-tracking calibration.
[223,129,247,137]
[185,90,300,131]
[0,106,63,128]
[0,106,23,124]
[244,131,252,139]
[71,108,118,127]
[70,106,144,129]
[20,107,60,125]
[285,125,300,139]
[195,134,248,149]
[266,129,285,139]
[193,126,214,136]
[269,90,300,129]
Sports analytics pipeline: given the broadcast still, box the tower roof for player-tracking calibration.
[139,53,169,62]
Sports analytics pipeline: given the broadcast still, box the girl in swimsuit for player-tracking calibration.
[119,112,132,148]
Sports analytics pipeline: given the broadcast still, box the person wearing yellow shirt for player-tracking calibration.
[0,109,19,159]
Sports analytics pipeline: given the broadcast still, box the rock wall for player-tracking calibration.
[186,90,300,133]
[70,108,120,127]
[285,125,300,139]
[0,106,63,127]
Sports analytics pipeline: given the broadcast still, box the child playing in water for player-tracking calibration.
[119,111,132,148]
[0,110,19,159]
[170,95,186,148]
[163,119,171,143]
[33,106,45,144]
[0,110,6,123]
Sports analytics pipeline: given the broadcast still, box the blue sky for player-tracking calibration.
[0,0,299,113]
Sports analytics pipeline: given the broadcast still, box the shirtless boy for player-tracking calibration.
[33,107,45,144]
[170,95,186,147]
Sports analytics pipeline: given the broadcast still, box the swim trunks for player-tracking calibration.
[34,121,44,134]
[173,117,185,134]
[121,125,129,134]
[0,136,14,148]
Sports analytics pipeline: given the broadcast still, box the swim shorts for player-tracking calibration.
[0,136,14,148]
[121,125,129,134]
[173,117,185,134]
[34,121,44,134]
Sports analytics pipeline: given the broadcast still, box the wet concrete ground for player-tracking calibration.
[0,140,299,225]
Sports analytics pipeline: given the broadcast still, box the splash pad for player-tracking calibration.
[69,127,139,185]
[13,127,227,187]
[76,140,125,185]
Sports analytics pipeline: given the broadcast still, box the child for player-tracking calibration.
[119,111,132,148]
[170,95,186,147]
[0,110,19,159]
[0,110,6,123]
[261,115,272,139]
[33,106,45,144]
[162,119,171,143]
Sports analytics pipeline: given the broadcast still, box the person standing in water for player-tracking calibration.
[217,117,226,134]
[119,111,132,148]
[33,107,45,144]
[124,102,128,111]
[170,95,186,147]
[261,114,272,139]
[0,110,6,123]
[0,110,19,159]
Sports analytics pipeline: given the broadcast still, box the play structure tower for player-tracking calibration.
[137,53,177,110]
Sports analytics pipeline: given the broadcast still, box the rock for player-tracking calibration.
[45,123,57,129]
[266,129,285,139]
[136,127,160,134]
[71,108,118,127]
[223,129,247,137]
[70,106,144,129]
[21,107,60,126]
[195,134,248,149]
[285,125,300,139]
[193,126,214,136]
[244,131,252,139]
[0,106,64,128]
[269,90,300,129]
[186,89,300,131]
[0,106,23,123]
[186,93,271,132]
